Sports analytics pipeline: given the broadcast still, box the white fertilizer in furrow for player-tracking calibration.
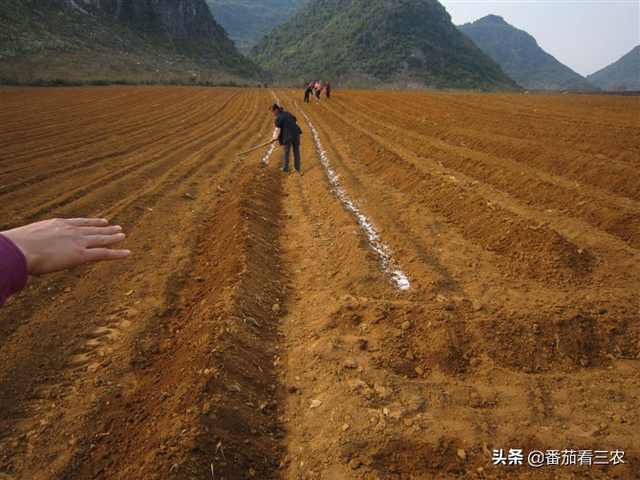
[262,144,275,164]
[294,101,411,291]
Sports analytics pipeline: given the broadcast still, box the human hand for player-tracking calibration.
[270,138,277,144]
[2,218,131,275]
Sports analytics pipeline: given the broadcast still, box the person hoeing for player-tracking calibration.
[270,103,303,175]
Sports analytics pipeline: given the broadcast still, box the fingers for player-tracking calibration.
[84,248,132,262]
[65,218,109,227]
[80,225,123,236]
[68,219,130,260]
[83,232,127,248]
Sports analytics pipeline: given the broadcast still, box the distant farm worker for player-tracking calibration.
[304,83,313,103]
[314,80,322,102]
[325,81,331,99]
[269,103,303,174]
[0,218,131,307]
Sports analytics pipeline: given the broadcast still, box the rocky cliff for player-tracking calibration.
[0,0,260,84]
[97,0,229,44]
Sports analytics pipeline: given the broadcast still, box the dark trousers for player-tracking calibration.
[304,91,310,103]
[282,135,301,172]
[326,90,331,99]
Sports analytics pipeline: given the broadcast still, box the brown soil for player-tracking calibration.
[0,87,638,479]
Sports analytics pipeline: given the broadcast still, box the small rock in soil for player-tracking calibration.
[343,359,358,369]
[374,383,390,399]
[611,414,626,424]
[348,379,368,392]
[469,393,483,408]
[457,449,467,461]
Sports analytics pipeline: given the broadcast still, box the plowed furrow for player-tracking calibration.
[301,98,591,285]
[0,89,239,196]
[74,164,286,480]
[0,88,224,176]
[0,91,255,227]
[0,89,153,151]
[0,88,279,479]
[388,92,640,165]
[340,93,640,200]
[329,96,640,248]
[283,93,531,304]
[0,88,157,139]
[96,92,271,227]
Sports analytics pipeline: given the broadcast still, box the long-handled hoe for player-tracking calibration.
[235,141,272,159]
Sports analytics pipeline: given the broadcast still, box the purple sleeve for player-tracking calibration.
[0,234,28,307]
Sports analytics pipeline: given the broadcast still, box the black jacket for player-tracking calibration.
[275,111,302,145]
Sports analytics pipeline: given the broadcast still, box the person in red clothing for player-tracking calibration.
[325,81,331,99]
[0,218,130,307]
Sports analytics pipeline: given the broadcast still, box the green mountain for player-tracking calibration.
[459,15,596,92]
[249,0,520,91]
[0,0,260,85]
[207,0,309,54]
[587,45,640,92]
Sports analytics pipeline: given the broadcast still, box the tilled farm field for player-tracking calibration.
[0,87,639,479]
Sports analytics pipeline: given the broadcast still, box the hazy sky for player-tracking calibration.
[441,0,640,76]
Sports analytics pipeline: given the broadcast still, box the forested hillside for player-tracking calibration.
[459,15,596,92]
[250,0,520,91]
[588,45,640,91]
